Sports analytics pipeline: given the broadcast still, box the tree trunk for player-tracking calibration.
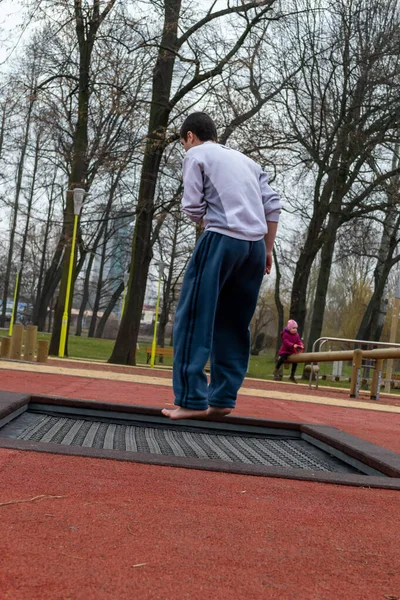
[32,172,57,327]
[289,155,346,337]
[370,281,390,342]
[289,232,324,337]
[48,293,55,332]
[0,98,34,327]
[356,214,400,341]
[15,131,41,312]
[356,149,400,341]
[88,225,108,338]
[95,281,124,339]
[0,101,7,160]
[273,247,284,356]
[157,283,169,350]
[109,0,182,364]
[157,219,179,348]
[49,106,90,354]
[75,252,95,336]
[306,213,341,351]
[34,241,64,331]
[76,171,121,337]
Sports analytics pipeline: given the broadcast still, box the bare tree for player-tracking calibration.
[0,49,38,326]
[269,0,400,348]
[48,0,118,355]
[356,145,400,340]
[13,126,43,313]
[153,209,194,348]
[109,0,280,364]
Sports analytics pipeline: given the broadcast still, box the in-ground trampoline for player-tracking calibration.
[1,391,400,489]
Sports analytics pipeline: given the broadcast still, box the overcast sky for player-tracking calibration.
[0,0,31,67]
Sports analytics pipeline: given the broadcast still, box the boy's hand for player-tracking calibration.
[265,251,273,274]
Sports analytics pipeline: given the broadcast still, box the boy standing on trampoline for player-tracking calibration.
[162,112,282,420]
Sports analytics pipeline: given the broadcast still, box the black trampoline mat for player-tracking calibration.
[0,410,361,474]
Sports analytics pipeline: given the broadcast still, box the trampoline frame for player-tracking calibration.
[1,390,400,489]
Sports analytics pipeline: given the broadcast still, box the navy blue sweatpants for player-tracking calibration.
[173,231,266,410]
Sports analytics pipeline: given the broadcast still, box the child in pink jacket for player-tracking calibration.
[273,319,304,383]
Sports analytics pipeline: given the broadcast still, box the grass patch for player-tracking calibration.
[34,333,169,365]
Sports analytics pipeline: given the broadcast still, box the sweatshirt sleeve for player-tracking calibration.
[181,154,207,222]
[259,170,282,222]
[281,331,295,353]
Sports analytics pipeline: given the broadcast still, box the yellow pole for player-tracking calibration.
[121,287,127,317]
[8,269,21,337]
[150,276,162,368]
[121,273,129,318]
[59,213,79,358]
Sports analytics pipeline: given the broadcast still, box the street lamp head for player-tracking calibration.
[71,188,87,215]
[158,261,165,278]
[123,272,129,286]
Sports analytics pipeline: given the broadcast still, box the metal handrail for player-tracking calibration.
[308,336,400,389]
[312,336,400,353]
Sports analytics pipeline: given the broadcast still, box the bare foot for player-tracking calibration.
[161,407,208,420]
[207,407,232,417]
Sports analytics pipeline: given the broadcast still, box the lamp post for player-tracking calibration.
[385,273,400,392]
[8,262,22,337]
[150,262,165,368]
[121,271,129,318]
[58,188,85,358]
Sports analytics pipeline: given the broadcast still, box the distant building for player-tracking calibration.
[141,304,156,325]
[0,300,32,323]
[89,211,134,318]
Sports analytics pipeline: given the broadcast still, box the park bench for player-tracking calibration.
[145,345,210,370]
[146,346,174,364]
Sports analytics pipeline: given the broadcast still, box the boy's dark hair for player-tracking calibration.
[180,112,218,142]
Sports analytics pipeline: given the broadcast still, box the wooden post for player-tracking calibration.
[9,323,24,360]
[24,325,38,361]
[0,336,11,358]
[386,295,400,392]
[37,340,49,363]
[370,358,383,401]
[349,349,363,398]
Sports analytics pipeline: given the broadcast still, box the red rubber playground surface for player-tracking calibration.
[0,363,400,600]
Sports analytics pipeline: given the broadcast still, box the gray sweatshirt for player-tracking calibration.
[181,142,282,241]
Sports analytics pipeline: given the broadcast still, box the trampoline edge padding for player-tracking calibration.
[0,390,31,419]
[0,392,400,489]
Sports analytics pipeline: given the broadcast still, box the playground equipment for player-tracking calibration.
[9,323,24,360]
[0,324,49,363]
[286,346,400,400]
[24,325,37,361]
[37,340,49,363]
[312,336,400,395]
[0,336,11,358]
